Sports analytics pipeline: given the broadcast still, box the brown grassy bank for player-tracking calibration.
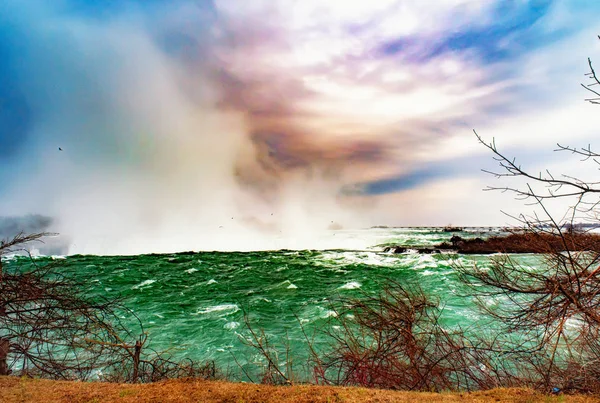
[1,377,599,403]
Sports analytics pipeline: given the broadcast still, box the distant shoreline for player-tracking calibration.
[384,232,600,255]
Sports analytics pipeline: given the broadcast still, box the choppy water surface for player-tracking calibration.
[3,228,539,379]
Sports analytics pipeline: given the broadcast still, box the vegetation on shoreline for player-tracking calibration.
[0,233,221,383]
[0,36,599,401]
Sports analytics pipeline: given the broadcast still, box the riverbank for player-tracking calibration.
[1,377,599,403]
[384,232,600,254]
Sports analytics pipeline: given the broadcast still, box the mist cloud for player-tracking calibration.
[0,0,378,254]
[1,0,599,254]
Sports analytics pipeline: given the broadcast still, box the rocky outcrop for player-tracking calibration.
[442,226,463,233]
[384,232,600,254]
[383,246,443,254]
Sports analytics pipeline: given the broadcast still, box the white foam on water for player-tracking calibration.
[317,251,399,268]
[271,279,297,290]
[565,317,585,332]
[206,279,217,285]
[414,258,440,270]
[287,283,298,289]
[214,345,235,353]
[196,304,239,315]
[132,279,157,289]
[338,281,361,290]
[185,268,199,274]
[399,254,443,271]
[224,321,240,330]
[16,227,509,256]
[256,297,271,303]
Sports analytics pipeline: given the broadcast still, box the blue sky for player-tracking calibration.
[0,0,599,253]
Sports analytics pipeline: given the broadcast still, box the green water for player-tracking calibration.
[3,228,538,380]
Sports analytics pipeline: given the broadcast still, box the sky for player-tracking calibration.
[0,0,599,254]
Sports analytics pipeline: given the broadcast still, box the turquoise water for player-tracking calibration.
[2,228,537,380]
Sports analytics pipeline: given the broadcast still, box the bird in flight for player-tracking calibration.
[58,147,63,151]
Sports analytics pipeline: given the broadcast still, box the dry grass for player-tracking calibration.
[1,376,599,403]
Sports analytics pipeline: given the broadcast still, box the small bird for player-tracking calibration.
[58,147,63,151]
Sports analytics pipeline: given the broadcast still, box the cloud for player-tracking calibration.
[0,214,52,240]
[0,0,380,254]
[0,0,599,251]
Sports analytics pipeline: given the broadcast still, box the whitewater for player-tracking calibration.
[2,227,538,380]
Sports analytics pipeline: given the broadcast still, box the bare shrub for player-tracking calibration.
[233,311,296,385]
[0,232,218,383]
[312,283,508,392]
[0,233,140,379]
[455,35,600,393]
